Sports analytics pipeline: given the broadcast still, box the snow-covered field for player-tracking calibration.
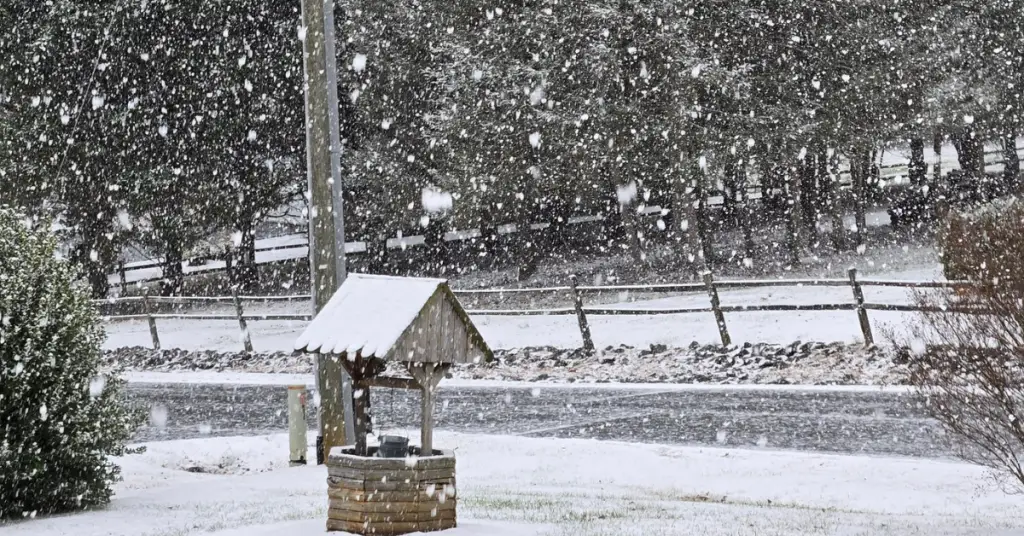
[8,431,1022,536]
[103,310,918,353]
[101,263,942,354]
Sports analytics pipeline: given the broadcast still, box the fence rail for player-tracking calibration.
[98,273,980,353]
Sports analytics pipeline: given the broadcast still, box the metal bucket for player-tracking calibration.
[377,435,409,458]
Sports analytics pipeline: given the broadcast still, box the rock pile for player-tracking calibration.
[104,341,905,386]
[459,341,901,385]
[103,347,308,373]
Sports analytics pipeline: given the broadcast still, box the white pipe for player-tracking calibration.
[288,385,309,466]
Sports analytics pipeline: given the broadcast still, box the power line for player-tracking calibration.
[54,0,127,202]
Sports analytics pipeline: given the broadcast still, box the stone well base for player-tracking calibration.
[326,447,457,535]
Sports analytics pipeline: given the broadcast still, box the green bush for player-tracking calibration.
[0,209,143,519]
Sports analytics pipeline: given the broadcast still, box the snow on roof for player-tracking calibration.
[294,273,450,358]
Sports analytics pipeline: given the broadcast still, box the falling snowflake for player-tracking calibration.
[352,54,367,72]
[616,181,638,206]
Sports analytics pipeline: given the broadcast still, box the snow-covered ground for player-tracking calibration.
[8,432,1022,536]
[102,310,915,353]
[102,305,921,352]
[101,262,942,354]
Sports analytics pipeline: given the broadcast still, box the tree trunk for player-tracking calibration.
[1003,130,1019,188]
[800,152,818,245]
[860,150,871,234]
[365,231,389,274]
[86,265,110,299]
[826,148,846,250]
[235,220,259,292]
[815,144,828,215]
[545,195,573,253]
[784,156,802,265]
[722,160,739,228]
[933,131,950,223]
[810,145,829,246]
[478,205,499,265]
[671,159,702,271]
[696,169,713,266]
[868,148,881,190]
[851,147,868,249]
[759,155,781,221]
[952,127,983,178]
[515,144,545,281]
[160,243,185,296]
[618,181,645,265]
[473,186,500,266]
[423,214,448,274]
[974,132,986,174]
[909,138,926,187]
[607,148,645,266]
[735,159,756,261]
[759,156,773,209]
[515,182,539,281]
[75,227,112,299]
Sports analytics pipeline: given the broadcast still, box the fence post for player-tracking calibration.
[232,287,254,354]
[847,268,874,346]
[569,275,595,353]
[703,272,732,346]
[142,288,161,350]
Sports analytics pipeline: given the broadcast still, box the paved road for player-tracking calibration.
[126,383,950,459]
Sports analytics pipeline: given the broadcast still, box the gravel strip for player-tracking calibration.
[104,341,906,386]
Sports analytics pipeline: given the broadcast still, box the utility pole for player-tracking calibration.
[323,0,357,451]
[300,0,353,465]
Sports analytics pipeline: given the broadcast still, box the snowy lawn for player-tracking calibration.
[100,305,921,353]
[6,431,1023,536]
[101,265,941,353]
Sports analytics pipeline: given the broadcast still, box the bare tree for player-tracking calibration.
[901,199,1024,492]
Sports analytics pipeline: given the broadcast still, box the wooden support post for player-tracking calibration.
[142,288,160,350]
[848,268,874,347]
[408,363,447,456]
[569,275,595,353]
[421,378,434,455]
[352,378,369,457]
[324,353,351,457]
[704,272,731,346]
[232,288,253,354]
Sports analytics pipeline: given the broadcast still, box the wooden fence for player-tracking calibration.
[95,270,976,353]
